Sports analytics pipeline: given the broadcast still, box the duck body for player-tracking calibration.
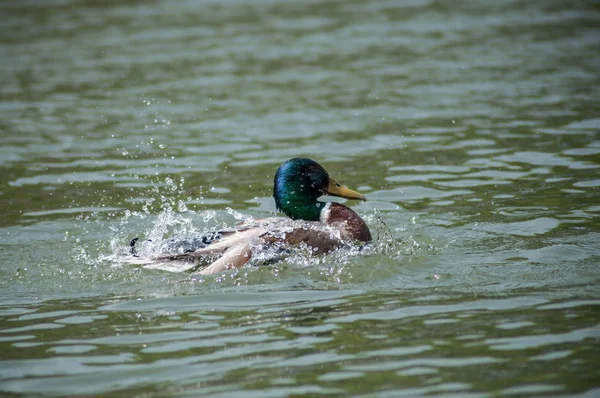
[131,158,371,275]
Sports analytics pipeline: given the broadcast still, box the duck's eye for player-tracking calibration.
[336,183,340,187]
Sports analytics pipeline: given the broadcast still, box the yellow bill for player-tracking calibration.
[326,178,367,201]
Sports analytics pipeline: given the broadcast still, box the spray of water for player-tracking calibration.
[71,175,442,288]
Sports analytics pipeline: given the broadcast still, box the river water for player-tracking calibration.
[1,0,599,397]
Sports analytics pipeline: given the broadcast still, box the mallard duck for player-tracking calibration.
[131,158,371,275]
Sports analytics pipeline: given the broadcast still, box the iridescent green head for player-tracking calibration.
[273,158,366,221]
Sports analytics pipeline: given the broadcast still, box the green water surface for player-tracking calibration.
[1,0,599,397]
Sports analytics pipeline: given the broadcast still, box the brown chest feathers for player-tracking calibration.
[321,202,372,242]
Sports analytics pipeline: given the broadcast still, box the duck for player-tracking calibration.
[130,158,371,275]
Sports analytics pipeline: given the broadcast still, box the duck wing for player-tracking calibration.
[128,218,351,274]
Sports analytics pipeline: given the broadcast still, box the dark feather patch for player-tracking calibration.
[325,203,372,242]
[264,228,345,255]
